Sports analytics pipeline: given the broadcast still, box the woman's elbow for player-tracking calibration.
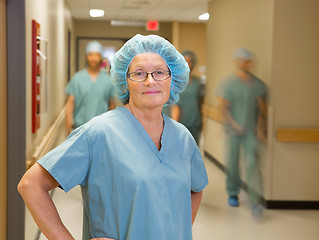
[17,175,31,197]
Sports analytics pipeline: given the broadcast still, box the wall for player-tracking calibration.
[173,22,207,79]
[271,0,319,200]
[25,0,73,238]
[205,0,319,202]
[0,0,7,238]
[25,0,73,161]
[204,0,274,199]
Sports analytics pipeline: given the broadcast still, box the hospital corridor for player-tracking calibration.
[1,0,319,240]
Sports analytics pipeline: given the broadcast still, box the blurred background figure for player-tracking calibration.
[65,41,115,134]
[164,50,205,145]
[215,47,267,216]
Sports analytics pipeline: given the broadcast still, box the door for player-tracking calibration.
[0,0,8,239]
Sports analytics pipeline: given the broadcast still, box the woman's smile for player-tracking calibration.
[143,90,161,94]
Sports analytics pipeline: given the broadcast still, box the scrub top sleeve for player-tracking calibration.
[199,83,205,98]
[37,127,91,192]
[222,83,233,102]
[108,81,116,98]
[190,147,209,192]
[258,82,267,98]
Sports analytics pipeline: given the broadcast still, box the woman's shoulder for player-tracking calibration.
[82,108,125,133]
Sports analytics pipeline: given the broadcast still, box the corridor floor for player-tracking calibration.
[25,157,319,240]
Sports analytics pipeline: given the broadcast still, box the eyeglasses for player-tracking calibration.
[127,70,171,82]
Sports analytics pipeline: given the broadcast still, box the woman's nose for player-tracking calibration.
[144,73,156,86]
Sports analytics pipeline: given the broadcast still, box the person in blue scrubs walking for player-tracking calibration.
[18,34,209,240]
[65,41,115,134]
[216,47,267,215]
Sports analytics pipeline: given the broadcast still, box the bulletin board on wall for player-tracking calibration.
[76,37,127,76]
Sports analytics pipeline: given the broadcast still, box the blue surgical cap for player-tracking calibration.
[86,41,103,55]
[233,47,253,60]
[111,34,190,105]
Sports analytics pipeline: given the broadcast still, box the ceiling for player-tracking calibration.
[65,0,210,23]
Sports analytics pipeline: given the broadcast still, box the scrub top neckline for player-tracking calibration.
[85,69,102,84]
[232,72,256,88]
[117,106,168,161]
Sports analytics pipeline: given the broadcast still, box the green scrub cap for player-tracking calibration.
[182,50,198,67]
[86,41,103,55]
[111,34,190,105]
[233,47,253,60]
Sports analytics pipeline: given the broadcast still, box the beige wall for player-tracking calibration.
[174,22,207,78]
[25,0,73,160]
[271,0,319,200]
[205,0,319,202]
[73,19,172,40]
[0,0,7,238]
[25,0,73,238]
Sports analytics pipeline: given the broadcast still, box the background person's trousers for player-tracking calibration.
[225,133,262,205]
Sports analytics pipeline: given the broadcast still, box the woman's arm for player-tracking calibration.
[191,191,203,225]
[18,163,74,240]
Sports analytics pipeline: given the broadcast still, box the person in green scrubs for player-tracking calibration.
[216,47,267,215]
[168,50,205,144]
[65,41,115,134]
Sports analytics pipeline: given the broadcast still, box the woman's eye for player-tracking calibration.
[135,72,145,76]
[156,71,164,75]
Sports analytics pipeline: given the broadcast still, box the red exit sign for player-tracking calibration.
[146,21,159,31]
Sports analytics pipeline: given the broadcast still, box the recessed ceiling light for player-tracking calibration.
[89,9,105,18]
[199,13,209,21]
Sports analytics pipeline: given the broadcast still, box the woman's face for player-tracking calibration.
[127,53,171,109]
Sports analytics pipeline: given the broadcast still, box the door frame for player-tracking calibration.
[7,0,26,239]
[0,0,7,238]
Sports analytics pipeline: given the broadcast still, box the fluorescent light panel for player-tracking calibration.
[110,20,145,27]
[199,13,209,21]
[90,9,104,18]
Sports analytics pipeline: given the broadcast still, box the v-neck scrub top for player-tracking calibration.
[65,69,115,128]
[38,107,208,240]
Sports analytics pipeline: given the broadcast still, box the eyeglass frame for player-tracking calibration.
[127,70,171,82]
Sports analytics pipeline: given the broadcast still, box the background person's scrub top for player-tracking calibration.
[38,107,208,240]
[221,73,266,134]
[178,76,203,128]
[65,69,115,128]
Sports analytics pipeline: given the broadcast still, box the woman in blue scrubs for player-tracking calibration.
[18,34,209,240]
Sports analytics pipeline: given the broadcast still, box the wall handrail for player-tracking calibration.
[27,105,66,169]
[277,128,319,143]
[201,104,224,123]
[203,104,319,143]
